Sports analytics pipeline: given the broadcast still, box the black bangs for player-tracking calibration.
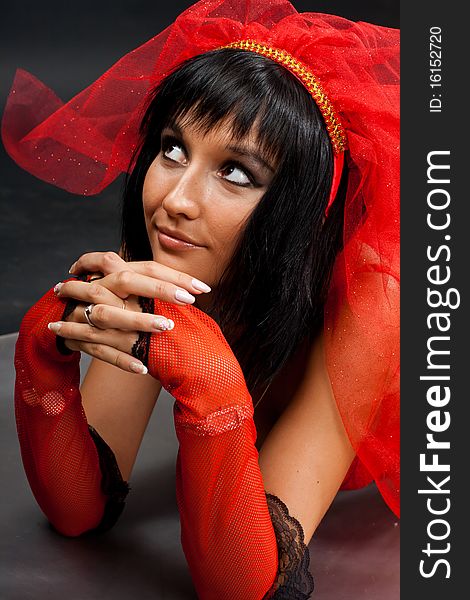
[139,47,329,171]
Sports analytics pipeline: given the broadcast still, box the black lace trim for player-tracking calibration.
[130,296,154,366]
[85,424,131,534]
[263,493,314,599]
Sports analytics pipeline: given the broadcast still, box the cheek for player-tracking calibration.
[209,204,255,258]
[142,161,164,220]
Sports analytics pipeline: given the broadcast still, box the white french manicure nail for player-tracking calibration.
[175,289,195,304]
[130,362,148,375]
[53,282,63,294]
[191,279,211,293]
[167,319,175,330]
[154,318,170,330]
[48,322,61,333]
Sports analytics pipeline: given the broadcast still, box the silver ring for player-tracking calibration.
[84,303,97,327]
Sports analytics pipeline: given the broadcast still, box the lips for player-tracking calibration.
[157,226,202,247]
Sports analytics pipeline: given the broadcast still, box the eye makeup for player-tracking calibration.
[160,130,267,188]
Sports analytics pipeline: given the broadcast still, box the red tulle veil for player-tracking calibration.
[2,0,400,517]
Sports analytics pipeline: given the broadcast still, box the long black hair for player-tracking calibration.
[121,48,347,393]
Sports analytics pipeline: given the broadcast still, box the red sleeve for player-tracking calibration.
[14,286,129,537]
[145,299,314,599]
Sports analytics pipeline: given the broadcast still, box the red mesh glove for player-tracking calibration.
[14,286,312,595]
[14,284,129,537]
[146,299,312,600]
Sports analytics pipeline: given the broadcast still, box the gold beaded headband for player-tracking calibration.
[220,40,347,155]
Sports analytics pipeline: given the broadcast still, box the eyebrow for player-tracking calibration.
[163,122,274,173]
[226,143,274,173]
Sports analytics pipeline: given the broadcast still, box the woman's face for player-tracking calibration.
[142,115,275,293]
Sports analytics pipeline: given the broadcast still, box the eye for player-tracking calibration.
[162,139,187,165]
[218,164,253,187]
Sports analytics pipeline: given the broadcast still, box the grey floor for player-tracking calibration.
[0,332,399,599]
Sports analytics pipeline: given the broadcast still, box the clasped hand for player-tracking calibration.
[48,251,212,375]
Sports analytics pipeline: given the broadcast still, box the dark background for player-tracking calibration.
[0,0,399,334]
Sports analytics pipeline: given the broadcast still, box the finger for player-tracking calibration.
[65,338,148,375]
[48,320,136,351]
[127,260,212,295]
[104,270,200,305]
[54,279,125,310]
[69,251,126,276]
[70,303,175,332]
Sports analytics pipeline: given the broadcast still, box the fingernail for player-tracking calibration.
[175,289,195,304]
[153,317,171,331]
[53,282,63,295]
[68,262,77,274]
[191,278,211,293]
[167,319,175,330]
[48,322,61,333]
[130,362,148,375]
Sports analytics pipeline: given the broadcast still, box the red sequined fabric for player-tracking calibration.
[4,0,400,517]
[14,286,113,537]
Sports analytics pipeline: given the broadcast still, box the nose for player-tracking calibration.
[161,165,204,220]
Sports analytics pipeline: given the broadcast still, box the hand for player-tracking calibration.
[145,299,252,420]
[68,251,212,303]
[47,251,211,374]
[48,288,170,374]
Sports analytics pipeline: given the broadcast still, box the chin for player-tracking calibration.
[151,246,211,284]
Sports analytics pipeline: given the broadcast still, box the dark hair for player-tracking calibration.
[121,48,347,393]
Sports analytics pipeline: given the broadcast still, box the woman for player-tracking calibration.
[4,0,400,598]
